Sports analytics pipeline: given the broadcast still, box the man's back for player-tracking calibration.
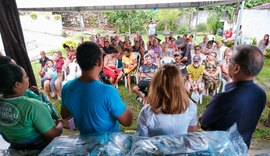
[61,79,127,135]
[200,80,266,147]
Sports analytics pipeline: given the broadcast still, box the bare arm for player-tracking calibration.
[180,57,188,63]
[140,73,151,78]
[127,57,137,74]
[60,105,72,120]
[213,66,221,76]
[116,108,133,127]
[196,75,203,84]
[188,125,198,132]
[203,69,211,77]
[188,74,193,84]
[42,120,63,141]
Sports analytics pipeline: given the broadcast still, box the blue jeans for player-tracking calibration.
[41,77,57,92]
[49,77,57,93]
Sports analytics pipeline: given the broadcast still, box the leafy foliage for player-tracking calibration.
[54,15,61,21]
[196,23,207,32]
[29,12,37,20]
[106,10,154,34]
[206,12,223,35]
[62,40,77,49]
[178,25,189,34]
[245,0,270,8]
[154,9,181,32]
[45,15,50,20]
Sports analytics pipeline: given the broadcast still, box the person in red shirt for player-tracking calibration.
[224,28,233,39]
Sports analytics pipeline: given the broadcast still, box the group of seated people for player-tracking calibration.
[0,39,266,153]
[0,29,266,154]
[73,33,235,103]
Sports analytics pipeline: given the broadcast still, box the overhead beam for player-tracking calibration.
[17,1,241,12]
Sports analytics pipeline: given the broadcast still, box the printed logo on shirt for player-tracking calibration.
[0,102,20,126]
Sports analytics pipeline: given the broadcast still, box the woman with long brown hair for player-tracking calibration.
[136,64,198,137]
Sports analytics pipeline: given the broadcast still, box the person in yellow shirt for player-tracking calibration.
[186,56,205,103]
[122,48,138,94]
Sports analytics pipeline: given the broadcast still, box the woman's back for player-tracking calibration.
[137,100,197,137]
[0,96,54,150]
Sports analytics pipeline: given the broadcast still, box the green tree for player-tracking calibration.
[206,11,222,35]
[106,10,153,34]
[154,9,181,32]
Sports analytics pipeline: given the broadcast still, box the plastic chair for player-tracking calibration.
[124,52,141,88]
[62,61,82,87]
[160,57,175,65]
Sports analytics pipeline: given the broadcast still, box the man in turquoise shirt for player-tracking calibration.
[61,42,133,135]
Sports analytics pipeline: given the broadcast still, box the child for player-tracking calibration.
[40,59,58,98]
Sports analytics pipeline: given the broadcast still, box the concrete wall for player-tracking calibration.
[241,9,270,41]
[19,13,62,35]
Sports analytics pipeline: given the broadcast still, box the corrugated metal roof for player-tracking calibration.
[16,0,242,11]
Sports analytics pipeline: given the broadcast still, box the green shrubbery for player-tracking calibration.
[29,12,37,20]
[178,25,189,34]
[196,23,207,32]
[62,40,78,49]
[54,15,61,21]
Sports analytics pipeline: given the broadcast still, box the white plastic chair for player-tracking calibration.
[124,52,141,88]
[62,61,82,87]
[160,57,175,65]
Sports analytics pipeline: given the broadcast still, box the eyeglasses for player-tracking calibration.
[195,49,200,50]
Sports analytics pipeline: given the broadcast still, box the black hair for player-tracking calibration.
[264,34,269,46]
[63,44,70,49]
[234,45,264,77]
[0,64,23,95]
[107,48,118,54]
[0,56,12,65]
[76,42,102,70]
[207,40,215,46]
[123,48,130,53]
[46,59,54,64]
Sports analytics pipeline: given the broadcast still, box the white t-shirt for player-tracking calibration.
[136,100,198,137]
[148,23,157,35]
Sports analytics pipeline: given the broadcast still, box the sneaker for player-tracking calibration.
[137,97,142,103]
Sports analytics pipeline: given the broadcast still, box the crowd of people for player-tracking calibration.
[0,29,268,153]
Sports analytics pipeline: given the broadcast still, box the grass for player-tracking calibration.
[31,53,270,140]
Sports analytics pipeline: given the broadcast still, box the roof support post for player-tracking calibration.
[78,11,84,33]
[194,8,199,41]
[234,0,245,48]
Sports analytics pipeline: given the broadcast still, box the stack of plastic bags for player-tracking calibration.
[39,125,247,156]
